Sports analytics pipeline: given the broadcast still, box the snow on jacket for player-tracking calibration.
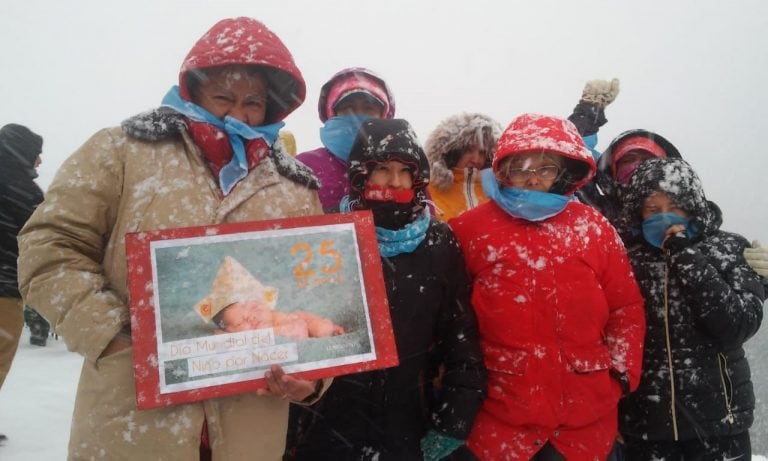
[0,125,43,298]
[288,219,486,460]
[425,112,501,221]
[17,124,322,459]
[288,118,486,460]
[449,114,645,460]
[16,17,323,460]
[451,201,645,460]
[295,147,348,212]
[616,158,765,442]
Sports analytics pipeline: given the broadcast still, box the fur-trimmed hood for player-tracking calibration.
[424,113,501,191]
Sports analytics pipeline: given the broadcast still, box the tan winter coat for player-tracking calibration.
[18,127,324,460]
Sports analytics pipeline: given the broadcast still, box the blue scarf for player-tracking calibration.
[340,196,430,257]
[319,115,373,163]
[583,133,601,162]
[481,168,572,221]
[641,212,700,248]
[161,86,284,195]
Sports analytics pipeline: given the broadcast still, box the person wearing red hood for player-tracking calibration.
[296,67,396,212]
[449,114,646,460]
[17,17,325,459]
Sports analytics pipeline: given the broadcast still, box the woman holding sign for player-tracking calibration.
[286,118,487,461]
[18,17,325,460]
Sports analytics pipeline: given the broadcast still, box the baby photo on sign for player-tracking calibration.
[148,222,375,394]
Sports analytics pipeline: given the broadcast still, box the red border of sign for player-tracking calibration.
[125,210,397,410]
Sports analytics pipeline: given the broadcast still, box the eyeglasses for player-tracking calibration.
[503,165,561,182]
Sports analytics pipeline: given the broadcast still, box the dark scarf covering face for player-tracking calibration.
[346,119,430,230]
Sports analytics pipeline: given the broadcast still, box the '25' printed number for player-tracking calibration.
[291,241,343,283]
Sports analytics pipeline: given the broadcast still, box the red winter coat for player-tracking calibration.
[450,200,645,461]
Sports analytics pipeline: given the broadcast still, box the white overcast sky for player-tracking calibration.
[2,0,767,242]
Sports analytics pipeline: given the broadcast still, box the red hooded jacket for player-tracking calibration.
[450,114,645,460]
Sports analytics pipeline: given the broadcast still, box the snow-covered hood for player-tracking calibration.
[424,112,501,191]
[618,157,721,237]
[347,118,430,205]
[493,113,595,195]
[178,17,306,124]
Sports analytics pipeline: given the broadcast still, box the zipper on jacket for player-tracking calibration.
[717,352,735,424]
[662,254,680,440]
[465,168,475,209]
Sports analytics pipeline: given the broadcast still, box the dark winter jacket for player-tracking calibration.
[578,129,682,227]
[289,220,486,460]
[617,158,765,442]
[287,118,487,460]
[0,124,44,298]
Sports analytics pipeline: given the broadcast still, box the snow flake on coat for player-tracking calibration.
[617,157,765,442]
[450,199,645,460]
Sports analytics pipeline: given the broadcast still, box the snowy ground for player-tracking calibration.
[1,327,766,460]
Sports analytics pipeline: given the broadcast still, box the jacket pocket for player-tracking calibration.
[483,343,530,375]
[563,344,612,373]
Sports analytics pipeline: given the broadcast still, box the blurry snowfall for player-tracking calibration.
[0,326,766,459]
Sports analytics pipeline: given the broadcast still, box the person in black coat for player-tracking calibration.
[286,118,487,461]
[616,157,765,460]
[0,123,45,401]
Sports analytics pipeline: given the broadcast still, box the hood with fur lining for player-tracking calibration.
[424,113,501,191]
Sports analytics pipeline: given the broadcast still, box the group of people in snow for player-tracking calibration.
[3,15,767,460]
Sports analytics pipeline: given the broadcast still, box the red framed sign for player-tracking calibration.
[126,211,397,410]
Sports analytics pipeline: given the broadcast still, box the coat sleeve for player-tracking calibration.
[18,128,128,364]
[431,225,488,439]
[669,233,765,346]
[598,220,646,392]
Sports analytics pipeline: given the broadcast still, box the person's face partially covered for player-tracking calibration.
[192,66,268,127]
[334,93,385,119]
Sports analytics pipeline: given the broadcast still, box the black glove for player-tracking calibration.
[568,101,607,136]
[663,230,692,253]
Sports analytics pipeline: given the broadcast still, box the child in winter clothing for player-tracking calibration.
[296,67,396,212]
[286,118,487,461]
[589,129,768,290]
[449,114,646,460]
[424,79,619,223]
[196,256,344,339]
[424,113,502,221]
[616,157,765,460]
[18,17,327,460]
